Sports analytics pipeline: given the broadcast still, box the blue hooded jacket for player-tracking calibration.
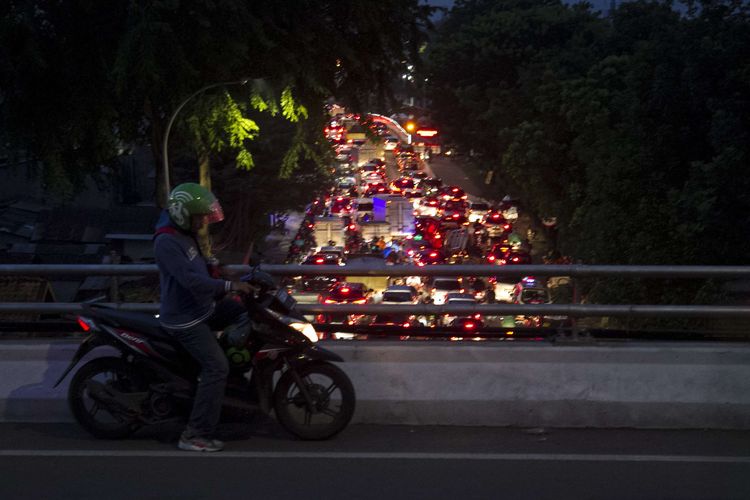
[153,210,230,329]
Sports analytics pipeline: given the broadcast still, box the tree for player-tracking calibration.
[0,0,432,253]
[425,0,750,311]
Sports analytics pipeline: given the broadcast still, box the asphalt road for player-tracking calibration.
[0,423,748,499]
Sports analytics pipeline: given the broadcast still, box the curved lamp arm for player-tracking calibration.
[161,78,250,202]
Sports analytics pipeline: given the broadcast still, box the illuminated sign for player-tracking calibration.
[416,129,438,137]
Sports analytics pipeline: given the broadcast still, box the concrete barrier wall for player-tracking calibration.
[2,340,750,429]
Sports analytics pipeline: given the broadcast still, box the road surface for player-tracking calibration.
[0,422,748,499]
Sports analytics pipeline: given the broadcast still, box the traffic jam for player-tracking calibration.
[283,111,568,339]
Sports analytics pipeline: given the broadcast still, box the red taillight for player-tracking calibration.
[340,287,350,293]
[402,322,411,328]
[429,252,438,257]
[352,298,367,304]
[512,257,519,262]
[315,258,325,264]
[492,214,500,219]
[77,317,92,332]
[434,233,441,239]
[464,322,476,330]
[452,214,459,219]
[474,313,482,320]
[349,224,356,230]
[488,255,496,261]
[323,299,337,304]
[504,224,511,230]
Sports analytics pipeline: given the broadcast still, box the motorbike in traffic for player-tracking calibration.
[55,273,356,441]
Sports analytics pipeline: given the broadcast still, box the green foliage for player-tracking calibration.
[0,0,432,203]
[426,0,750,308]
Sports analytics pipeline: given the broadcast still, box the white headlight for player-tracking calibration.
[290,322,318,343]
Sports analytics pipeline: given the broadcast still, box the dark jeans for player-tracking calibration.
[167,298,245,437]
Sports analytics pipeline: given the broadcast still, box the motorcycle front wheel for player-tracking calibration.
[274,361,355,440]
[68,357,147,439]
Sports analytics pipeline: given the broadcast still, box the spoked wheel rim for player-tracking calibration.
[79,370,138,425]
[283,374,346,426]
[68,358,146,439]
[274,362,355,440]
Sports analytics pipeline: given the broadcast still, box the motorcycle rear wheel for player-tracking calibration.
[274,361,355,440]
[68,357,146,439]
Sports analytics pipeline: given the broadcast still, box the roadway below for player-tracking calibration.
[0,422,748,499]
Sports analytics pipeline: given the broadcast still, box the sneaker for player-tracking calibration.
[178,432,224,452]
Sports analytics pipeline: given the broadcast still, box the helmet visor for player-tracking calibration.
[206,199,225,224]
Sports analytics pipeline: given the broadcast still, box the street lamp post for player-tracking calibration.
[161,78,250,204]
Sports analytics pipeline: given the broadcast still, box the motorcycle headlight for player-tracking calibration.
[289,322,318,343]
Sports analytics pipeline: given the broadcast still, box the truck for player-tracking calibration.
[373,195,415,237]
[358,221,392,243]
[313,216,345,250]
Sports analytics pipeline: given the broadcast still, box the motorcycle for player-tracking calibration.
[54,274,356,441]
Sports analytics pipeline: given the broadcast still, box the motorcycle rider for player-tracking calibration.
[154,182,252,452]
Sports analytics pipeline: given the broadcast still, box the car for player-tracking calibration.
[443,292,479,325]
[400,159,421,172]
[295,275,340,294]
[330,196,353,216]
[369,314,418,327]
[407,170,430,182]
[401,237,432,259]
[381,285,421,304]
[499,195,520,222]
[449,316,485,331]
[317,245,346,262]
[439,185,467,201]
[489,276,517,303]
[439,199,469,216]
[317,281,372,324]
[504,250,532,265]
[383,136,399,150]
[511,277,549,304]
[416,196,440,217]
[429,277,463,305]
[335,145,354,163]
[440,211,469,226]
[486,242,511,264]
[336,176,357,190]
[483,211,512,238]
[510,277,568,328]
[389,177,417,194]
[363,182,389,197]
[414,248,446,266]
[320,281,372,305]
[302,253,343,266]
[468,202,489,223]
[419,177,443,196]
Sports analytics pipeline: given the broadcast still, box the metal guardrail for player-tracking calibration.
[2,263,750,278]
[1,264,749,318]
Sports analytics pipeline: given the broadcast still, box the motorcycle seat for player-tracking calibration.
[86,306,173,340]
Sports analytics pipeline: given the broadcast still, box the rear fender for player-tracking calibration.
[53,334,109,387]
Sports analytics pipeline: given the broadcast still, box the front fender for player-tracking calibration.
[303,345,344,363]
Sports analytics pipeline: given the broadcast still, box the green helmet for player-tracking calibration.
[167,182,224,231]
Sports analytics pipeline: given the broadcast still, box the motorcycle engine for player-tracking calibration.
[149,393,174,418]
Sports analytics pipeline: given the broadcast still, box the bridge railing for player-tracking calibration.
[1,264,749,338]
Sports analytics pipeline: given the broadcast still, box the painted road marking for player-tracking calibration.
[0,450,749,463]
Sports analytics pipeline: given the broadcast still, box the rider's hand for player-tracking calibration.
[230,281,253,295]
